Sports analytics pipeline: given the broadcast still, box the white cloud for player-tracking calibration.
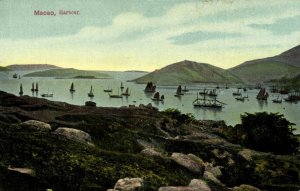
[1,0,300,70]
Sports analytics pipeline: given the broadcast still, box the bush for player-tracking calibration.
[162,108,195,124]
[237,112,299,154]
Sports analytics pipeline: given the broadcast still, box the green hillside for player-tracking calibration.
[271,74,300,90]
[24,68,111,78]
[229,60,300,83]
[133,60,241,85]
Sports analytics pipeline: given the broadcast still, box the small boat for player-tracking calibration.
[284,91,300,103]
[256,88,269,100]
[19,84,23,96]
[225,84,229,89]
[120,82,124,90]
[13,73,18,79]
[232,89,241,96]
[109,94,123,98]
[208,89,217,97]
[31,82,35,92]
[41,88,53,97]
[41,93,53,97]
[174,85,184,97]
[34,83,39,92]
[104,88,113,93]
[235,94,248,102]
[144,82,156,93]
[109,89,122,98]
[216,84,220,89]
[70,82,75,92]
[88,85,94,97]
[182,86,189,92]
[272,96,282,103]
[193,93,225,108]
[121,88,130,96]
[152,92,164,101]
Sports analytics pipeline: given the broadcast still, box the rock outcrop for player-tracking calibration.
[189,179,211,191]
[232,184,261,191]
[113,177,144,191]
[53,127,93,145]
[171,153,203,174]
[20,120,52,132]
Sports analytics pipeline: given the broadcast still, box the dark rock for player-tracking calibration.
[85,101,96,107]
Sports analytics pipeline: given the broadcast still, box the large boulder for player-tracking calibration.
[171,153,203,174]
[203,171,223,186]
[232,184,261,191]
[189,179,211,191]
[187,154,206,170]
[158,187,197,191]
[53,127,92,145]
[20,120,51,132]
[204,163,223,178]
[113,177,144,191]
[8,166,35,176]
[140,148,164,158]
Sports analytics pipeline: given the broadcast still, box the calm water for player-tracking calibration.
[1,71,300,134]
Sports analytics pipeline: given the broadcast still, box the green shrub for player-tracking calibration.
[237,112,299,154]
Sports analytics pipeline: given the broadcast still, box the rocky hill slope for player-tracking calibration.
[0,91,299,191]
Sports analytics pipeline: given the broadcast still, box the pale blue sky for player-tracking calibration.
[0,0,299,71]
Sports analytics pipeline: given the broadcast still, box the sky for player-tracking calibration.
[0,0,299,71]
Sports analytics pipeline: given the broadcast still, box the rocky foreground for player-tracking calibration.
[0,91,299,191]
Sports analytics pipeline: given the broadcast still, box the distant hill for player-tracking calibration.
[24,68,111,78]
[133,60,241,85]
[0,66,9,71]
[229,45,300,83]
[6,64,61,71]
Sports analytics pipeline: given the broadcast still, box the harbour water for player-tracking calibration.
[1,71,300,134]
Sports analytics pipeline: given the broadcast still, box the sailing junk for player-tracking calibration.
[70,82,75,92]
[30,82,38,92]
[144,82,156,93]
[19,84,23,96]
[31,83,34,92]
[35,83,39,92]
[121,88,130,96]
[174,85,184,97]
[88,85,94,97]
[256,88,269,100]
[152,92,164,101]
[232,89,241,96]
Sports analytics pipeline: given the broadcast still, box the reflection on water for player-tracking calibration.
[257,100,268,109]
[1,71,300,134]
